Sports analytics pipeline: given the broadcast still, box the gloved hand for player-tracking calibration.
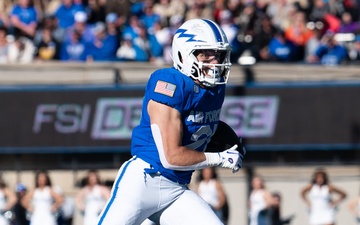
[218,144,242,173]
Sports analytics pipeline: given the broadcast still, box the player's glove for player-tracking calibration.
[205,144,242,173]
[218,145,242,173]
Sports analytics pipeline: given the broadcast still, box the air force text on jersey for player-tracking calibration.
[32,96,279,139]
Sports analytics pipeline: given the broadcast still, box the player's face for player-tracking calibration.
[196,49,227,83]
[196,49,226,65]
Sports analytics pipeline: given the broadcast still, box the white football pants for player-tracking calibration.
[97,156,223,225]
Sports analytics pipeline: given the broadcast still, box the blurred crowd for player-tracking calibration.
[0,0,360,66]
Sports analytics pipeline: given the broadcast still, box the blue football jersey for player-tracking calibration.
[131,67,225,184]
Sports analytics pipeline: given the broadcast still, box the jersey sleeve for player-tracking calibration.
[146,69,186,112]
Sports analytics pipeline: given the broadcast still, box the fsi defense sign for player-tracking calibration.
[221,96,279,138]
[89,96,279,140]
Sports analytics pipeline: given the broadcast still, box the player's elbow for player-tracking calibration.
[160,155,178,170]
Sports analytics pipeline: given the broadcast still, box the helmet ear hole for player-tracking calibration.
[178,51,183,63]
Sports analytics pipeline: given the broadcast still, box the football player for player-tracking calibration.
[97,18,245,225]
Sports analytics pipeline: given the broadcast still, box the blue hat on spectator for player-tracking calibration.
[106,13,118,23]
[16,183,27,192]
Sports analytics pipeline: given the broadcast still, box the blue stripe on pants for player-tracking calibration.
[97,156,137,225]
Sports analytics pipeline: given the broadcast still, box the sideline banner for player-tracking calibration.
[0,84,359,152]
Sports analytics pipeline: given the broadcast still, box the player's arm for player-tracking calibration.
[148,100,240,171]
[148,99,207,166]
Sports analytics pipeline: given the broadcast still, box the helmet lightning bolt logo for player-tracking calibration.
[175,29,205,42]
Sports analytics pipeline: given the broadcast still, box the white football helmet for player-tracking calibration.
[172,19,232,87]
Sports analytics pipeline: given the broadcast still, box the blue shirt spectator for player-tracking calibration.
[65,11,95,44]
[60,30,88,61]
[140,4,161,31]
[10,0,38,37]
[122,15,141,40]
[315,44,348,65]
[307,32,348,65]
[132,23,162,62]
[268,30,298,62]
[55,0,85,29]
[10,4,37,25]
[87,22,118,61]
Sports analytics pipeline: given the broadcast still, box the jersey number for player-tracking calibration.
[186,124,218,150]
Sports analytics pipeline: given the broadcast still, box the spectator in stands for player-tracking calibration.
[266,0,295,31]
[253,14,277,62]
[10,0,38,38]
[105,0,131,28]
[66,11,94,43]
[248,175,273,225]
[343,0,360,22]
[0,0,11,29]
[116,34,137,61]
[336,11,360,34]
[139,2,161,33]
[87,22,118,61]
[218,9,238,46]
[121,15,141,40]
[34,14,66,46]
[75,170,110,225]
[132,21,162,62]
[348,35,360,62]
[284,11,314,61]
[13,183,30,225]
[22,170,63,225]
[7,34,35,64]
[34,25,61,61]
[235,2,267,62]
[86,0,106,24]
[306,30,348,65]
[310,0,343,32]
[267,28,298,62]
[185,0,214,21]
[0,176,17,225]
[0,26,9,64]
[301,168,347,225]
[60,29,89,61]
[309,0,331,22]
[152,0,178,27]
[55,0,85,29]
[305,20,327,61]
[105,13,120,40]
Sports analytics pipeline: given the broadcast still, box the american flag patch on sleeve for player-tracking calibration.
[154,80,176,97]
